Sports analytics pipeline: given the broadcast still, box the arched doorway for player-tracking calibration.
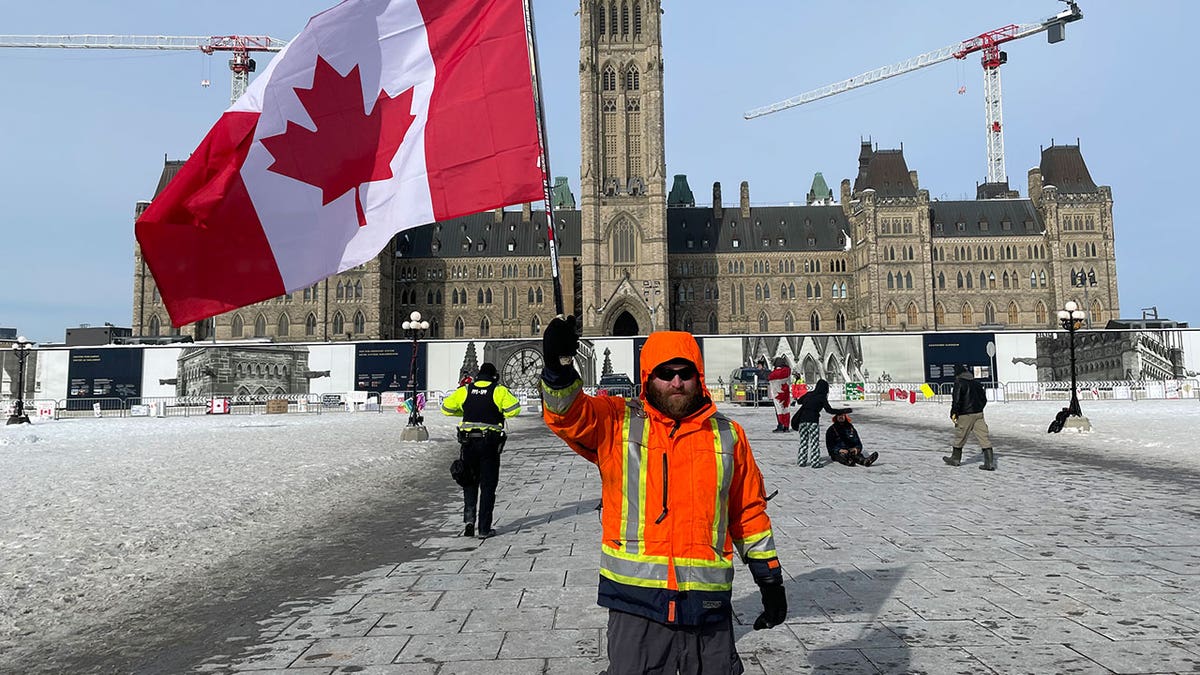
[613,311,639,336]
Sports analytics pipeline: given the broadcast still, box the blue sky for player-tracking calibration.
[0,1,1191,343]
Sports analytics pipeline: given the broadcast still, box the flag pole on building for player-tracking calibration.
[523,0,567,319]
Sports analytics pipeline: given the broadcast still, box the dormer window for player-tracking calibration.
[686,237,695,249]
[732,238,740,248]
[956,222,966,232]
[761,238,769,248]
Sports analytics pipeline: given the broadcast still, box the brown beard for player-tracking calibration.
[645,385,704,420]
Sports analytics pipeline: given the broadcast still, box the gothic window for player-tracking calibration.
[305,313,317,336]
[979,272,987,288]
[609,2,617,35]
[254,314,267,338]
[231,314,244,338]
[536,287,544,304]
[1002,271,1010,289]
[625,65,640,91]
[485,288,493,304]
[480,317,490,337]
[277,314,290,337]
[626,97,642,179]
[1091,300,1103,323]
[1008,302,1020,325]
[905,272,913,289]
[780,283,787,299]
[613,221,636,263]
[887,272,894,290]
[528,288,535,304]
[1039,270,1047,287]
[621,1,629,34]
[436,290,443,304]
[633,1,642,34]
[763,284,770,300]
[806,282,813,299]
[597,3,605,34]
[148,315,161,336]
[531,316,541,336]
[332,312,345,335]
[477,289,484,305]
[935,302,946,326]
[907,303,919,327]
[454,316,465,337]
[707,313,718,333]
[885,304,897,326]
[961,303,974,325]
[984,303,996,325]
[784,312,795,332]
[789,282,796,299]
[1030,270,1037,288]
[836,311,846,331]
[353,311,366,335]
[758,312,769,333]
[810,311,821,331]
[966,273,973,289]
[336,282,345,300]
[840,282,848,298]
[814,283,821,298]
[938,272,946,290]
[303,287,311,302]
[957,272,964,289]
[354,281,363,299]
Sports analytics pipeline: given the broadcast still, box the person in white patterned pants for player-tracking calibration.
[790,379,851,468]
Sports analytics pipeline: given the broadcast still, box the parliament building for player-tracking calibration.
[132,1,1119,342]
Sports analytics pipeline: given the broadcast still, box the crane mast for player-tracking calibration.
[0,34,288,104]
[744,2,1083,189]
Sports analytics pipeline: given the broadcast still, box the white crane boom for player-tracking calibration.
[744,2,1083,187]
[0,34,288,103]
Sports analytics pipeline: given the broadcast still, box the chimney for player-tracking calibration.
[713,182,723,220]
[493,207,504,223]
[740,181,750,219]
[522,202,532,221]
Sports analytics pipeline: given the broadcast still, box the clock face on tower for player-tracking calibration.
[502,347,544,388]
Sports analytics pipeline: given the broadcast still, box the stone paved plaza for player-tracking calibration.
[196,400,1200,674]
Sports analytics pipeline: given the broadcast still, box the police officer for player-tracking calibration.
[441,362,521,538]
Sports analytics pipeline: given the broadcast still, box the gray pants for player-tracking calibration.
[796,422,820,467]
[953,412,992,448]
[604,609,743,675]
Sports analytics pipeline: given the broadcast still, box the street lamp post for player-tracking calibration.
[400,310,431,442]
[6,336,34,425]
[1055,301,1091,430]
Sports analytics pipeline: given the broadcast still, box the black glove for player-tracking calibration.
[542,315,579,373]
[753,582,787,630]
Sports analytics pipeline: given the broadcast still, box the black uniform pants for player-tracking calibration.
[461,435,502,532]
[604,609,743,675]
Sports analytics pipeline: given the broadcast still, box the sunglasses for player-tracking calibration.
[651,364,698,382]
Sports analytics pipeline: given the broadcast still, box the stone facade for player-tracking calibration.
[131,2,1119,341]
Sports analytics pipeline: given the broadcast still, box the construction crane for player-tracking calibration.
[0,34,288,104]
[744,1,1083,190]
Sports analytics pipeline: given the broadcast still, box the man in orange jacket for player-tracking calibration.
[540,316,787,675]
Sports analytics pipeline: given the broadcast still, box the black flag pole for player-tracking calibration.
[523,0,566,320]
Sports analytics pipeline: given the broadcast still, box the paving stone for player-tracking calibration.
[1070,613,1198,640]
[859,645,992,674]
[975,616,1108,644]
[883,619,1007,647]
[463,606,555,632]
[293,637,410,668]
[787,621,905,650]
[276,613,384,640]
[498,628,601,659]
[349,591,440,614]
[436,658,546,674]
[434,588,523,610]
[368,609,469,635]
[964,643,1111,674]
[1069,638,1200,674]
[394,632,505,663]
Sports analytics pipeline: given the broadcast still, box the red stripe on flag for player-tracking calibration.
[419,0,545,220]
[135,112,284,327]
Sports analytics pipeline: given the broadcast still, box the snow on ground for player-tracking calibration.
[0,409,464,653]
[2,397,1198,662]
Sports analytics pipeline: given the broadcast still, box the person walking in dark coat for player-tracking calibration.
[791,379,851,467]
[826,413,878,467]
[944,364,995,471]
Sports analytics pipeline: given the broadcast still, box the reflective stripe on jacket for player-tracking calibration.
[441,379,521,432]
[541,331,781,625]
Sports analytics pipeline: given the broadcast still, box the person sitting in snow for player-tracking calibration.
[825,413,878,467]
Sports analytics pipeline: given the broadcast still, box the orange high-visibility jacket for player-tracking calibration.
[541,331,781,625]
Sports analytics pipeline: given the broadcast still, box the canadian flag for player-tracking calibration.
[136,0,544,326]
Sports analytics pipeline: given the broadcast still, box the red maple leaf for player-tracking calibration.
[261,55,416,226]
